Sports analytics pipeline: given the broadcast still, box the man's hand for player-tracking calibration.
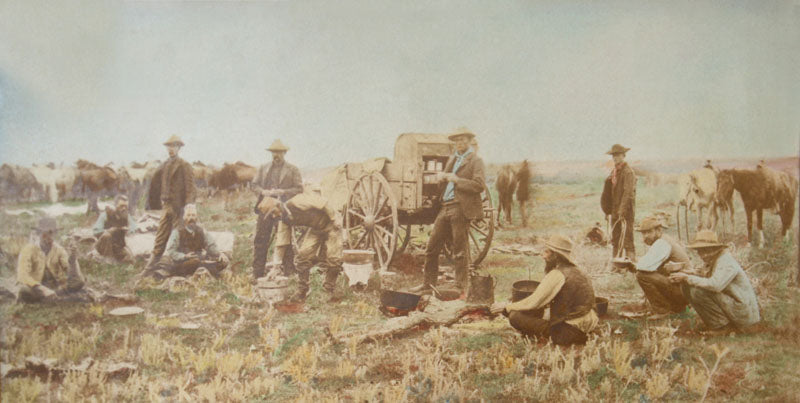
[443,173,458,183]
[36,285,56,298]
[669,272,689,283]
[490,301,508,315]
[184,251,200,260]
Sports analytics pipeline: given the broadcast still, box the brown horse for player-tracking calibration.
[717,167,798,248]
[516,160,531,227]
[495,165,517,226]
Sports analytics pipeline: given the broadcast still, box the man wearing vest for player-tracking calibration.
[92,195,137,262]
[17,218,90,303]
[670,230,760,335]
[411,129,486,293]
[146,135,196,270]
[257,193,342,302]
[623,216,690,318]
[252,140,304,280]
[146,204,229,279]
[602,144,637,261]
[491,235,599,346]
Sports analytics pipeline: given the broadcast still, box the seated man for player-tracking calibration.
[624,216,690,318]
[257,192,342,302]
[17,218,89,303]
[491,235,599,346]
[670,230,760,334]
[92,195,137,262]
[146,204,229,279]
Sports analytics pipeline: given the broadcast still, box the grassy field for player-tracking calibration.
[1,177,798,402]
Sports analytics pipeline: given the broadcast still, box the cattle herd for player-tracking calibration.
[0,160,257,213]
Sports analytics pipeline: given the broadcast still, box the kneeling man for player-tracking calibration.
[17,218,89,303]
[491,235,599,346]
[670,230,760,334]
[92,195,137,262]
[146,204,229,279]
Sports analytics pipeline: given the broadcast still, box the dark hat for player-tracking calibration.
[606,144,630,155]
[448,128,476,141]
[37,217,58,233]
[163,135,185,146]
[687,230,726,249]
[267,139,289,152]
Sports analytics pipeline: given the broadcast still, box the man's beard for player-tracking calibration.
[185,221,198,231]
[544,256,558,272]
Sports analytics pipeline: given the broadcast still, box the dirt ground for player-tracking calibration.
[1,176,799,401]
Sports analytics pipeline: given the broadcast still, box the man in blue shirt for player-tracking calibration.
[92,195,137,262]
[411,129,486,293]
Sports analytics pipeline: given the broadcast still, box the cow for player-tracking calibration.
[29,164,79,203]
[0,164,44,204]
[209,162,256,193]
[75,160,119,214]
[717,166,798,248]
[676,167,719,242]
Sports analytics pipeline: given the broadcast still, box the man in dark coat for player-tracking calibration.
[146,135,196,269]
[602,144,637,261]
[92,195,137,262]
[251,140,304,279]
[491,235,599,346]
[411,129,486,292]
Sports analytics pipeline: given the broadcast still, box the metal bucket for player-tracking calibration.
[343,249,375,265]
[595,297,609,316]
[380,289,421,312]
[467,273,495,304]
[511,280,544,318]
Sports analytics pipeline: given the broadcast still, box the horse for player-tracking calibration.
[516,160,531,227]
[717,166,798,248]
[676,167,719,242]
[495,165,517,227]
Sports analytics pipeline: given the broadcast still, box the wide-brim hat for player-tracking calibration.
[267,139,289,152]
[606,144,630,155]
[448,128,476,141]
[37,217,58,233]
[635,216,668,232]
[163,135,185,146]
[687,230,726,249]
[542,234,576,264]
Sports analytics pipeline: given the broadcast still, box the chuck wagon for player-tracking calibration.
[327,133,495,271]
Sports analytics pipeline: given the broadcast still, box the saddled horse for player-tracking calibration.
[717,166,798,248]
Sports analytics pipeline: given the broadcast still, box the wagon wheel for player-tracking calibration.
[396,224,412,254]
[344,172,399,271]
[445,184,495,265]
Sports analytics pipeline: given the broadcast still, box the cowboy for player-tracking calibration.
[601,144,637,262]
[491,235,598,346]
[146,135,196,269]
[17,218,89,303]
[92,195,137,262]
[411,129,486,293]
[145,204,229,279]
[256,192,342,302]
[669,230,760,334]
[622,215,690,318]
[252,139,303,280]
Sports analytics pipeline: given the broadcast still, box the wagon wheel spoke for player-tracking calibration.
[347,209,367,221]
[375,214,393,225]
[354,181,372,215]
[375,193,389,216]
[372,181,385,212]
[372,232,386,268]
[354,230,369,249]
[375,224,394,241]
[347,224,364,233]
[470,222,488,237]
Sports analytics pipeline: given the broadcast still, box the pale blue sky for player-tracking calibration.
[1,0,798,169]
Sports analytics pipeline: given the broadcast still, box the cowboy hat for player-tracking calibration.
[635,216,668,232]
[447,128,476,141]
[163,135,185,146]
[542,234,577,265]
[267,139,289,152]
[606,144,630,155]
[687,230,726,249]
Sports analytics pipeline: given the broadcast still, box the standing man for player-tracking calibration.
[603,144,637,261]
[623,215,690,318]
[146,135,196,269]
[670,230,760,335]
[252,140,303,280]
[491,235,599,346]
[411,129,486,293]
[92,195,137,262]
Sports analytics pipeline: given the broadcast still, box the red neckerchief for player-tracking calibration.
[611,162,625,186]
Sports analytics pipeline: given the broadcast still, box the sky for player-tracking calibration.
[0,0,798,169]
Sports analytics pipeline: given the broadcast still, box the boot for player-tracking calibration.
[323,268,340,293]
